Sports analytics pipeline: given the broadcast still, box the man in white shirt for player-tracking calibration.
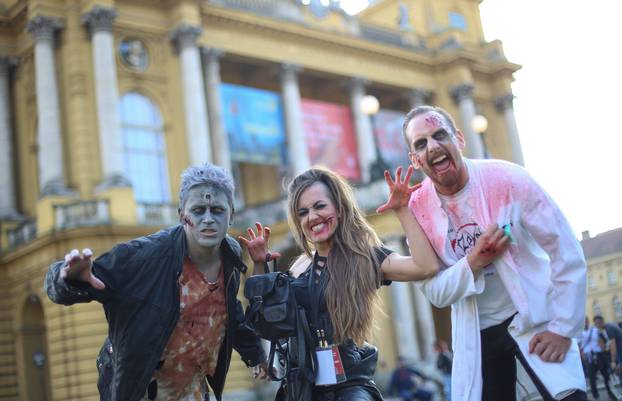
[401,105,588,401]
[581,316,618,399]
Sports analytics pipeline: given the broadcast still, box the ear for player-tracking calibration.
[455,129,466,151]
[409,151,422,169]
[178,208,183,223]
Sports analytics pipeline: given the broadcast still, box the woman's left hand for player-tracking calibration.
[239,222,281,264]
[376,166,420,214]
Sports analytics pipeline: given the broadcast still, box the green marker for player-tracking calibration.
[503,224,515,244]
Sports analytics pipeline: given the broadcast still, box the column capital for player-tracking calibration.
[170,24,202,49]
[408,88,432,107]
[347,76,369,91]
[281,62,302,75]
[495,93,515,112]
[81,6,117,33]
[201,47,225,61]
[26,16,63,41]
[450,83,474,104]
[0,56,12,75]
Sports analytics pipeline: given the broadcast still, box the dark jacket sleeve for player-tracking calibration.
[44,242,137,305]
[232,300,267,367]
[45,260,98,305]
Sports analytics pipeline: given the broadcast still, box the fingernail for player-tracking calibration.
[83,248,93,257]
[70,249,79,257]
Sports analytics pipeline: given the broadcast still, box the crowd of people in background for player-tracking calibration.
[580,315,622,400]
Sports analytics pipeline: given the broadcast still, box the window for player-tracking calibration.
[120,93,171,203]
[448,12,467,31]
[607,270,617,285]
[593,300,602,317]
[588,273,597,290]
[614,296,622,319]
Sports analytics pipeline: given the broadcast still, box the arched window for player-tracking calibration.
[120,93,170,203]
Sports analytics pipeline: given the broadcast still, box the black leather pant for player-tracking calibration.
[314,382,380,401]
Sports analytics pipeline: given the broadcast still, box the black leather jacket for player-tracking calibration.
[45,225,266,401]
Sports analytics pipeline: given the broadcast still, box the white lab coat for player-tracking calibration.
[410,159,587,401]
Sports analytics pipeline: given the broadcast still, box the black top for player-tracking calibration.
[290,246,393,347]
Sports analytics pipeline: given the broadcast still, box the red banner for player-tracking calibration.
[301,99,360,181]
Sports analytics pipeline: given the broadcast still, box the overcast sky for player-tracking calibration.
[479,1,622,238]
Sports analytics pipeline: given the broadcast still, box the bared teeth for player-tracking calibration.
[432,155,447,164]
[311,223,325,233]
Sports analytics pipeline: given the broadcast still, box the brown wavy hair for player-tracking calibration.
[287,167,383,345]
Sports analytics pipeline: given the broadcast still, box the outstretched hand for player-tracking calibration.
[238,222,281,264]
[61,248,105,290]
[376,166,421,214]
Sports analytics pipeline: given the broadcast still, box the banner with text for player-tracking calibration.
[301,99,360,181]
[372,109,411,172]
[220,83,286,165]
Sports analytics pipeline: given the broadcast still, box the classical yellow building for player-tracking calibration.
[582,228,622,324]
[0,0,521,399]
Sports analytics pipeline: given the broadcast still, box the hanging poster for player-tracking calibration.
[220,83,286,165]
[301,99,360,181]
[372,109,411,172]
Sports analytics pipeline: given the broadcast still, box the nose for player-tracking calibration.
[202,211,215,224]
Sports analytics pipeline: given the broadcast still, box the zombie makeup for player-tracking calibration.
[181,184,231,249]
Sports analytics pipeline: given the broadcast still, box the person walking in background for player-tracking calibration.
[401,105,588,401]
[45,163,267,401]
[595,315,622,386]
[581,316,619,399]
[388,356,433,401]
[434,340,452,401]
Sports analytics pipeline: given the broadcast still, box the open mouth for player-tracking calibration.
[430,154,452,173]
[310,218,332,234]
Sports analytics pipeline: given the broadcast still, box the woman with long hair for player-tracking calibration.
[241,165,506,401]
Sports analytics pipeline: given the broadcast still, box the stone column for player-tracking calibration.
[171,24,211,166]
[411,284,437,361]
[386,240,421,361]
[27,16,72,196]
[408,88,432,109]
[0,57,19,218]
[349,77,378,183]
[495,93,525,166]
[281,63,310,177]
[451,84,485,159]
[82,7,129,188]
[201,48,230,171]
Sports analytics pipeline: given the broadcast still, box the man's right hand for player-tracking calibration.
[467,224,510,275]
[61,248,106,290]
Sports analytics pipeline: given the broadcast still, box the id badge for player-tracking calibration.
[314,345,347,386]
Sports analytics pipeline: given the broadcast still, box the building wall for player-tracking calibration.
[0,0,522,398]
[586,251,622,323]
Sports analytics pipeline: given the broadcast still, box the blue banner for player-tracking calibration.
[220,83,286,165]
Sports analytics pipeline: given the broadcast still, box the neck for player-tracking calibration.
[187,240,221,265]
[435,158,469,196]
[315,241,332,257]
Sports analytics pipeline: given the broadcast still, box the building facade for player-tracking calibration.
[0,0,521,399]
[582,229,622,324]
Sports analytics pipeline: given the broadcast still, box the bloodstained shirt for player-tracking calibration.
[148,257,227,401]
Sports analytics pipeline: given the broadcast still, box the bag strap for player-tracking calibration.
[263,253,278,274]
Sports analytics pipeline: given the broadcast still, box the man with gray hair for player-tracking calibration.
[45,163,268,401]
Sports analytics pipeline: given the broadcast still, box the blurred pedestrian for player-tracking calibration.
[388,357,433,401]
[434,340,452,401]
[580,316,617,399]
[594,316,621,386]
